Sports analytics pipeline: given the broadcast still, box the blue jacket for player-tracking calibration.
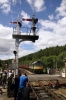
[19,75,28,88]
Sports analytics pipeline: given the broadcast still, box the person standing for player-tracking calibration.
[8,70,12,77]
[2,70,7,89]
[17,72,28,100]
[55,80,60,89]
[14,75,20,100]
[0,69,3,85]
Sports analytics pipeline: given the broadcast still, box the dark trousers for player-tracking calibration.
[17,88,24,100]
[14,88,18,100]
[23,87,31,100]
[2,79,6,89]
[17,87,31,100]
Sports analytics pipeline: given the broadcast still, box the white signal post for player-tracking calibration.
[11,14,39,76]
[15,16,21,75]
[11,16,21,75]
[32,14,35,35]
[22,14,37,36]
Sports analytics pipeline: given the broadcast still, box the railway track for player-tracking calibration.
[29,81,66,100]
[0,80,66,100]
[0,69,66,100]
[21,69,66,100]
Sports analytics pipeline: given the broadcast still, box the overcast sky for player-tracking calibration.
[0,0,66,60]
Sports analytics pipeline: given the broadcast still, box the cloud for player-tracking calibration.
[0,23,35,60]
[21,10,31,25]
[35,15,66,50]
[0,3,11,14]
[0,0,22,14]
[56,0,66,17]
[0,0,10,14]
[57,17,66,27]
[39,19,56,30]
[12,0,17,4]
[19,47,35,58]
[34,0,46,12]
[0,24,15,60]
[21,10,30,18]
[26,0,46,12]
[0,0,9,3]
[0,38,15,60]
[54,17,66,36]
[11,0,21,5]
[0,24,12,39]
[48,14,54,20]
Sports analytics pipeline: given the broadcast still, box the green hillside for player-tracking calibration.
[1,45,66,69]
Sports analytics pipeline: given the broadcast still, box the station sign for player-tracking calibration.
[12,59,18,69]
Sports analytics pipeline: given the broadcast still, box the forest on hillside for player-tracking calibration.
[1,44,66,69]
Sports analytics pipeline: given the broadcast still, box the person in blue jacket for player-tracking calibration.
[17,72,28,100]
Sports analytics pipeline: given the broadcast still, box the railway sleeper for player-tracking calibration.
[30,81,66,100]
[31,88,58,100]
[30,84,55,100]
[32,88,55,100]
[39,81,66,100]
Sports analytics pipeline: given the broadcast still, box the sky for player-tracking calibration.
[0,0,66,60]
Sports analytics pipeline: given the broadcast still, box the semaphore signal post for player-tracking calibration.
[10,14,39,75]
